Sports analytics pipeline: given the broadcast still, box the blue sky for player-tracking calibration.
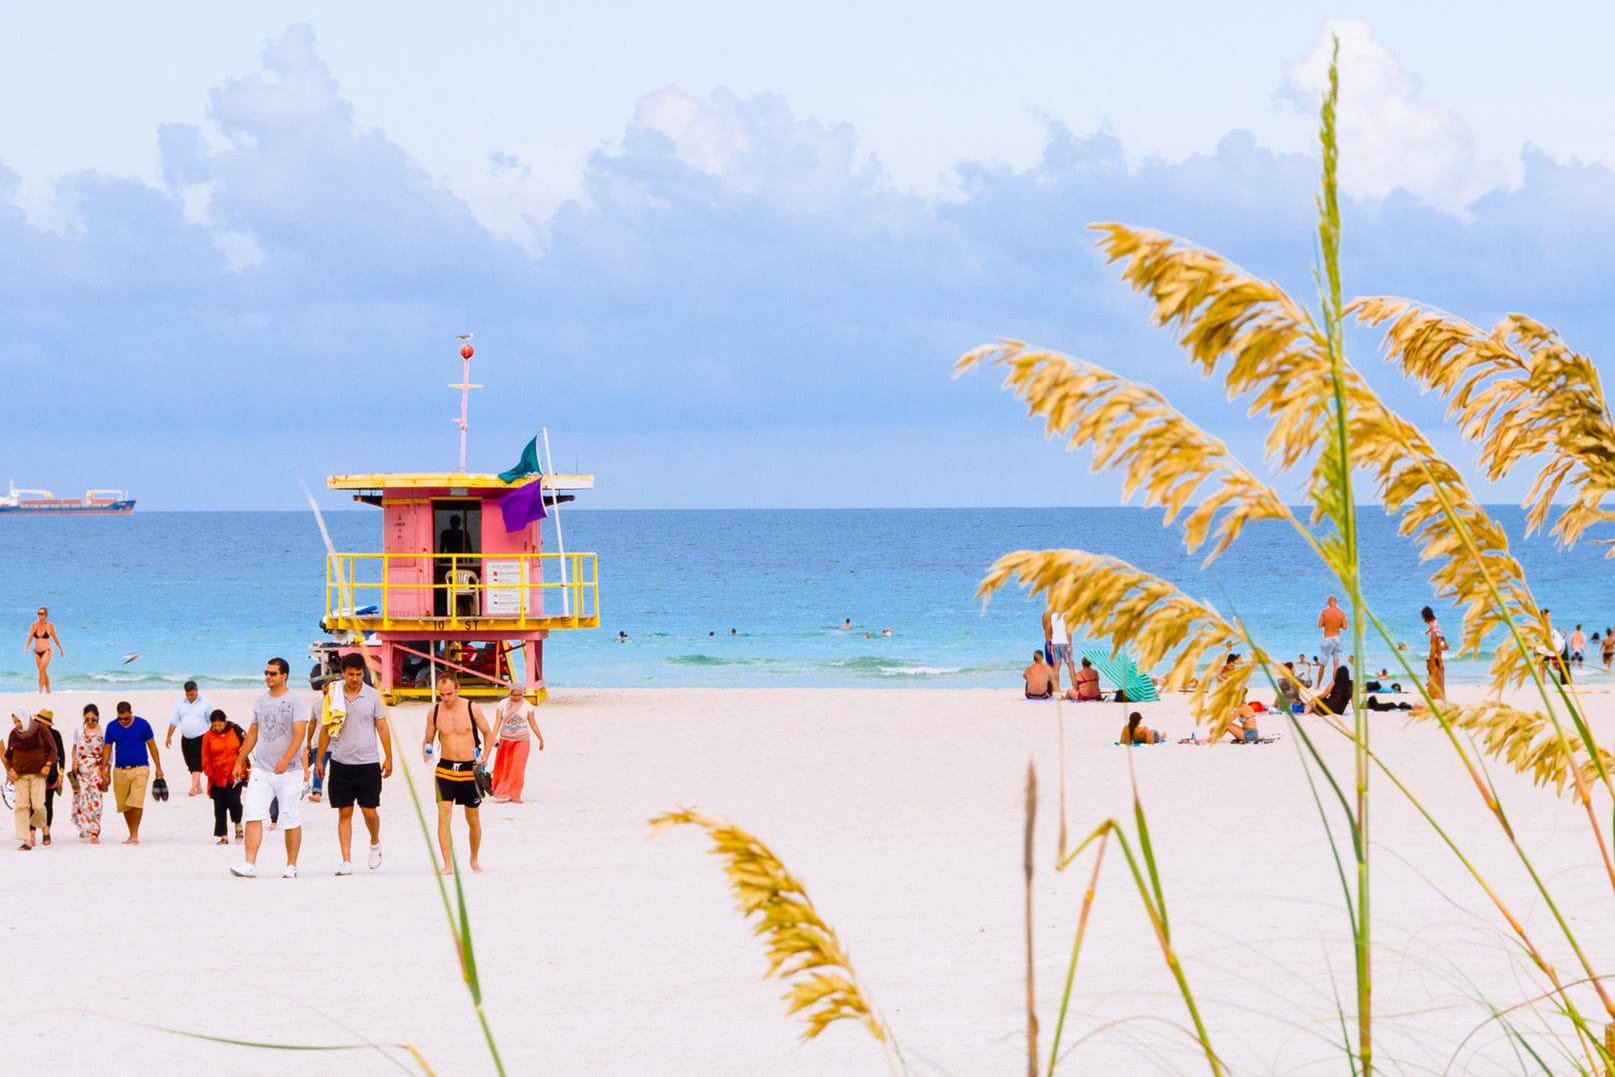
[3,5,1613,509]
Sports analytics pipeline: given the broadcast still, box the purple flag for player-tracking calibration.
[499,480,549,532]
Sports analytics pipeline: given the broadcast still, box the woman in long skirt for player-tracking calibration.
[70,703,105,843]
[489,686,544,803]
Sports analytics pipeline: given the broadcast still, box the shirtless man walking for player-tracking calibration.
[423,672,493,874]
[1318,596,1348,676]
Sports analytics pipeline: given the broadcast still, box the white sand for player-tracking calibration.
[2,683,1612,1074]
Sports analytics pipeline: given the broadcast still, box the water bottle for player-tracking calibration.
[424,742,434,762]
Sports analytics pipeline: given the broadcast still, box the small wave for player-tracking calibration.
[663,654,785,668]
[876,665,967,676]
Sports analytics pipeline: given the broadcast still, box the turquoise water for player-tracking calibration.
[1,507,1609,691]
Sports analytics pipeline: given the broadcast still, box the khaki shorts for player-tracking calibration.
[113,766,150,813]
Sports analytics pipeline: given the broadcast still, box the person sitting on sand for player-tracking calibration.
[1072,657,1101,701]
[1120,711,1164,745]
[1309,666,1353,717]
[1273,662,1304,713]
[1295,653,1313,688]
[1216,653,1240,683]
[1219,703,1261,744]
[1023,651,1055,700]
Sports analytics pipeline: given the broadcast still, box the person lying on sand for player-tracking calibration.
[1023,651,1055,700]
[1120,711,1164,745]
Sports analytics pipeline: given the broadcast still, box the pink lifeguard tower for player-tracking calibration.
[319,340,598,703]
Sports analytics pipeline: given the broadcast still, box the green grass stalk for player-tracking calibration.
[1052,767,1224,1075]
[395,744,508,1075]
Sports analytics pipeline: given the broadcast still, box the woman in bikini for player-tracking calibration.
[24,607,64,694]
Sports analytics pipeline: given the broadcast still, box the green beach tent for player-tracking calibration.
[1080,647,1160,703]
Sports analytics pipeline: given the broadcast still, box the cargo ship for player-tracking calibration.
[0,481,136,515]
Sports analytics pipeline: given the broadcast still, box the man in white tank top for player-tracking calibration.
[1041,608,1078,693]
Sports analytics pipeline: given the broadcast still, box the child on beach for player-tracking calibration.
[489,686,544,803]
[202,710,246,843]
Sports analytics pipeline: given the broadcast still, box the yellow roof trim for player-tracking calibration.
[327,473,594,492]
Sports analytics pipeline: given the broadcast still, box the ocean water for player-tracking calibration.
[2,507,1610,693]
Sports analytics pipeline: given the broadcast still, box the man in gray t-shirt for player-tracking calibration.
[230,657,311,880]
[316,653,394,876]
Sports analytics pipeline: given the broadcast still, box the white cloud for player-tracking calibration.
[1281,20,1515,213]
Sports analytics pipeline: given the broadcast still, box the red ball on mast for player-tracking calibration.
[460,343,474,360]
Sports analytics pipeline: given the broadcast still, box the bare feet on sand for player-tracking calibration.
[122,837,139,845]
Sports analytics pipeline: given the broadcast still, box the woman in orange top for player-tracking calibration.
[201,711,245,844]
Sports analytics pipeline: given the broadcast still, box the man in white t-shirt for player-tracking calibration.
[230,657,311,879]
[314,653,393,876]
[1041,607,1078,693]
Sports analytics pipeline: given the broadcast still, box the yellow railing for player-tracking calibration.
[323,551,598,630]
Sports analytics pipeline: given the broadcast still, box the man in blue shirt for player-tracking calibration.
[165,680,214,797]
[100,701,164,845]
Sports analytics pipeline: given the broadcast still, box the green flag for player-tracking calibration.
[498,437,543,483]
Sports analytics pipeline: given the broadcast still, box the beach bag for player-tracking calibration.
[1112,689,1129,704]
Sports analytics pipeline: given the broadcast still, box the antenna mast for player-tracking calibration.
[451,334,481,472]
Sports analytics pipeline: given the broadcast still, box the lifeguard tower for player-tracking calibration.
[319,340,599,703]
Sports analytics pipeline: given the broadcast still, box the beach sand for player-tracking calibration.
[1,683,1612,1074]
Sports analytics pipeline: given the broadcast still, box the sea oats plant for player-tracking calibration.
[655,39,1615,1075]
[959,38,1615,1074]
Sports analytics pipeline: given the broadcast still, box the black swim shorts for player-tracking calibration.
[181,735,204,774]
[328,759,382,810]
[434,759,482,808]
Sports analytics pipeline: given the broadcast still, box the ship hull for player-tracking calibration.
[0,500,135,515]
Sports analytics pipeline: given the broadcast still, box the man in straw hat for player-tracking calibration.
[5,708,54,850]
[33,708,66,846]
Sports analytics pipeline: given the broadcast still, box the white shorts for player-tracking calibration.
[242,765,304,829]
[1320,637,1342,661]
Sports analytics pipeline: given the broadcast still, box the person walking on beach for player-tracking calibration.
[166,680,214,797]
[23,606,64,694]
[1318,597,1347,676]
[6,709,53,850]
[1542,609,1569,686]
[70,704,105,842]
[202,711,246,844]
[489,685,543,803]
[1421,606,1447,703]
[35,708,66,846]
[1569,624,1586,671]
[1041,607,1077,693]
[1603,628,1614,670]
[100,702,163,845]
[423,672,492,874]
[230,658,311,879]
[315,653,392,875]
